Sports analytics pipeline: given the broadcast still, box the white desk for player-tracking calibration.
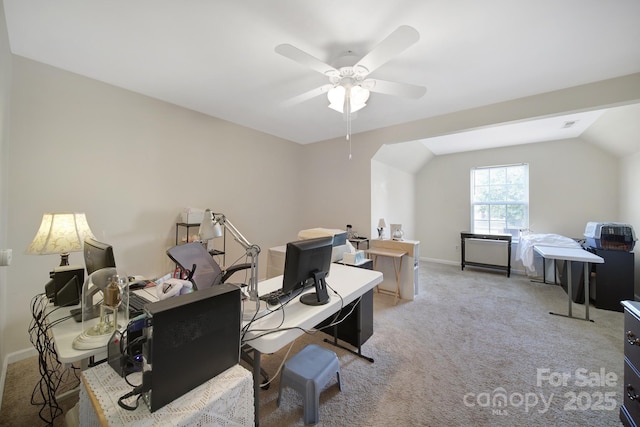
[244,263,382,423]
[533,246,604,321]
[80,362,253,426]
[49,287,158,366]
[48,306,106,366]
[49,267,381,425]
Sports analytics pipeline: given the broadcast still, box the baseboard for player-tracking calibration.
[419,257,526,276]
[7,346,38,364]
[421,257,458,266]
[0,347,38,413]
[0,356,5,413]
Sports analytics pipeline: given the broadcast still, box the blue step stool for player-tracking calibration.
[277,344,342,425]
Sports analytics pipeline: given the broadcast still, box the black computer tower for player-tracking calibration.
[142,283,241,412]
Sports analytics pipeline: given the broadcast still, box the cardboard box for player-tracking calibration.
[181,208,204,224]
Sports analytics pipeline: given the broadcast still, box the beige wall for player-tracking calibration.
[296,136,378,238]
[4,56,304,356]
[0,0,13,380]
[415,138,620,265]
[371,159,415,240]
[621,151,640,296]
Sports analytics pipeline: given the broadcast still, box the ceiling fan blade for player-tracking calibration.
[275,44,339,76]
[355,25,420,74]
[282,84,333,107]
[364,79,427,99]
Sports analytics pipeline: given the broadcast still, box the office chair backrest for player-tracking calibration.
[166,243,223,290]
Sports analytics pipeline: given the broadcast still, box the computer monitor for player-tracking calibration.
[84,237,116,275]
[282,236,333,306]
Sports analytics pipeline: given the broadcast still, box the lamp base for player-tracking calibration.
[59,253,70,266]
[242,298,269,321]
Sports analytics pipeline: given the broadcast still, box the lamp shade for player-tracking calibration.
[198,209,223,241]
[328,85,369,114]
[26,212,95,265]
[378,218,387,228]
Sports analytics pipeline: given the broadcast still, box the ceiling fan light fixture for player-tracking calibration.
[328,85,345,112]
[351,85,370,111]
[327,85,369,114]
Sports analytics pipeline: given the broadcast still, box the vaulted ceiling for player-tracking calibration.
[4,0,640,157]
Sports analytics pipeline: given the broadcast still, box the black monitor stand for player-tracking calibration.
[300,271,329,306]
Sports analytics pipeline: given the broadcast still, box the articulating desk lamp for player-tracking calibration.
[199,209,264,320]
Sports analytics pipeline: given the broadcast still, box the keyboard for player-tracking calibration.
[259,288,296,306]
[129,292,152,315]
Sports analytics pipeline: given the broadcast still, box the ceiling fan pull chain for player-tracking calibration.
[346,118,352,157]
[345,89,352,158]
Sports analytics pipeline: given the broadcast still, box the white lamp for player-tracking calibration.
[199,210,264,320]
[26,212,95,266]
[198,209,223,241]
[328,84,370,114]
[377,218,387,239]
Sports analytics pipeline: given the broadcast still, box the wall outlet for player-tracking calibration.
[0,249,12,266]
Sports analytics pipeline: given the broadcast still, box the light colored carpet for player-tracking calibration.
[1,261,626,426]
[257,262,625,427]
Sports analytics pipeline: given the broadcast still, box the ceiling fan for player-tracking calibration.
[275,25,427,119]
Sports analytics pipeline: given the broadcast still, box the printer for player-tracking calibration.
[584,222,636,251]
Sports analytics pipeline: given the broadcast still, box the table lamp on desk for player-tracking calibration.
[26,212,95,306]
[26,212,95,266]
[377,218,386,239]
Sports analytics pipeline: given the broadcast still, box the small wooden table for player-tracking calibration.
[366,247,407,304]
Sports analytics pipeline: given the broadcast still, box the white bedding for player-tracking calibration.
[516,233,581,274]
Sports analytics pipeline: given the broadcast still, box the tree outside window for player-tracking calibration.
[471,164,529,236]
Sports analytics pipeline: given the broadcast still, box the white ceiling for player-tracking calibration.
[4,0,640,154]
[421,109,607,155]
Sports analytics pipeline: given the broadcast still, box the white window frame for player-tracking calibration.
[470,163,529,238]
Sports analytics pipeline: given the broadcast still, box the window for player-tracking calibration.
[471,164,529,236]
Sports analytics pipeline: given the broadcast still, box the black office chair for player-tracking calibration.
[166,242,251,290]
[166,242,270,387]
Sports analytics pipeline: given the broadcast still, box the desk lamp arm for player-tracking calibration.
[209,213,261,303]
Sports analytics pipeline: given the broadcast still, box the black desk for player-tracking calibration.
[348,237,370,250]
[460,232,512,277]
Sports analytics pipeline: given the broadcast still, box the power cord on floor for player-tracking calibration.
[28,293,81,426]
